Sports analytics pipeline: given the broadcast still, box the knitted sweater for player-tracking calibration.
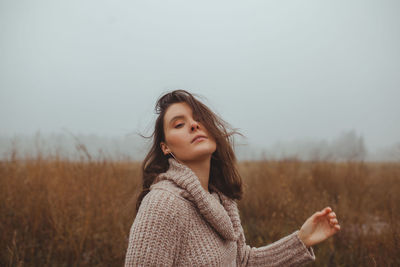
[125,158,316,266]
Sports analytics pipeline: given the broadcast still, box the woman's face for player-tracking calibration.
[161,102,217,163]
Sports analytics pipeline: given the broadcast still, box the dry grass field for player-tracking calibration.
[1,149,399,266]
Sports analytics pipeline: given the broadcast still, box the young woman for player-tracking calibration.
[125,90,340,266]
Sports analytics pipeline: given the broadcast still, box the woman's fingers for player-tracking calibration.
[330,218,338,225]
[314,207,341,231]
[328,211,336,218]
[324,207,332,214]
[315,207,341,234]
[315,207,331,217]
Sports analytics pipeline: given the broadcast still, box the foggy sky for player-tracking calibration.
[1,0,399,152]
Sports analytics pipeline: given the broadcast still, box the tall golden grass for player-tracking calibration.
[1,148,399,266]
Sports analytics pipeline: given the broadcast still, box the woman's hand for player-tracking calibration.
[297,207,341,248]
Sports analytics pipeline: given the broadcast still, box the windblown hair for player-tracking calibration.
[135,89,244,213]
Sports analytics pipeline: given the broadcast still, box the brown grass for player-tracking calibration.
[1,149,399,266]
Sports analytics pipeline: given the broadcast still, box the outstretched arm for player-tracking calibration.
[237,206,340,266]
[238,230,316,267]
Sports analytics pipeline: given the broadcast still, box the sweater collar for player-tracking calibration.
[154,158,241,241]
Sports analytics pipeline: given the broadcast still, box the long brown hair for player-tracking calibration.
[135,89,244,213]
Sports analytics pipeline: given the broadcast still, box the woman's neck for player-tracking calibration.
[181,157,211,193]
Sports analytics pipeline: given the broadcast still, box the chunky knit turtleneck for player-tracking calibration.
[125,158,316,266]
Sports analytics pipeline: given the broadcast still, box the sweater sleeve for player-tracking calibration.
[237,228,316,267]
[124,189,184,267]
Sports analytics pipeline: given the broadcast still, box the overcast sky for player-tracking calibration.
[1,0,399,152]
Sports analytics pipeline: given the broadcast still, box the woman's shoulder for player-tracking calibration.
[139,181,194,214]
[149,180,195,206]
[133,183,195,233]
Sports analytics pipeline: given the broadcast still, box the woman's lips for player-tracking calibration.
[192,136,207,143]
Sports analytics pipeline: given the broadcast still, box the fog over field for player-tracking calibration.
[1,131,399,162]
[1,0,399,161]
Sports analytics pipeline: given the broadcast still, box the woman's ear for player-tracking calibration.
[160,142,170,155]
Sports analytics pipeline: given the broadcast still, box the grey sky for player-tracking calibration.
[1,0,399,152]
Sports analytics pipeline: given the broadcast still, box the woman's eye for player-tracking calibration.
[175,123,184,128]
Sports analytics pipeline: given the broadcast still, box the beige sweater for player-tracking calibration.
[125,158,316,266]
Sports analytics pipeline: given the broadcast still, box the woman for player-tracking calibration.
[125,90,340,266]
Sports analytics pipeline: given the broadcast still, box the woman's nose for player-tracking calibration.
[190,121,200,131]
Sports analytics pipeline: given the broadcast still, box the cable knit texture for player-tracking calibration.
[125,158,316,266]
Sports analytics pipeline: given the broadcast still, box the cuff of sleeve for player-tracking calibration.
[293,230,316,261]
